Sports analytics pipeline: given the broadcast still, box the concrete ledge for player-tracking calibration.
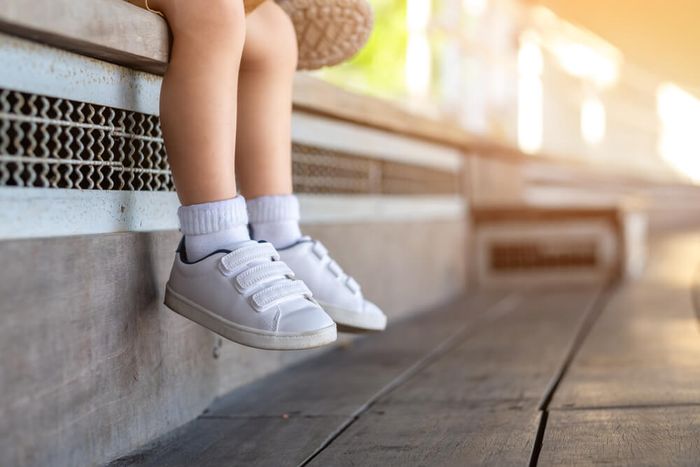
[0,188,466,240]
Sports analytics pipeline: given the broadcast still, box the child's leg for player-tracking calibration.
[139,0,252,262]
[148,0,244,205]
[236,1,297,200]
[131,0,336,350]
[236,3,387,333]
[237,2,303,249]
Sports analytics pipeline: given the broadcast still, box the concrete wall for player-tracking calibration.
[0,219,466,467]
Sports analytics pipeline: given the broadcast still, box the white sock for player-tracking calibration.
[247,194,303,249]
[177,196,250,262]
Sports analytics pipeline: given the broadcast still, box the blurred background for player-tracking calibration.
[316,0,700,185]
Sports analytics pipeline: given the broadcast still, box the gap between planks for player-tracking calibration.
[297,293,525,467]
[528,283,618,467]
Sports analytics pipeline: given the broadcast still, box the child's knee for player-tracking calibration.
[243,2,298,73]
[159,0,246,37]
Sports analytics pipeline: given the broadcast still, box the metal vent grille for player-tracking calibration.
[0,89,172,191]
[0,88,460,195]
[490,241,598,271]
[292,144,459,195]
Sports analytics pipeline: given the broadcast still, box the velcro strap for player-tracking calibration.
[311,241,329,259]
[251,281,312,311]
[346,277,361,294]
[235,261,294,290]
[220,242,279,275]
[328,260,344,278]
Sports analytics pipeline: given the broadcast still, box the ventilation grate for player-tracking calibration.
[0,89,172,191]
[0,88,460,195]
[292,143,459,195]
[490,241,598,271]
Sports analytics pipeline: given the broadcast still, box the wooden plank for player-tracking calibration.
[308,288,602,465]
[110,415,348,467]
[551,232,700,409]
[309,405,541,467]
[206,293,509,417]
[110,292,509,466]
[539,406,700,466]
[380,288,602,406]
[0,0,169,74]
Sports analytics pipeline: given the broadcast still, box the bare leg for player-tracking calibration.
[236,1,298,199]
[133,0,246,205]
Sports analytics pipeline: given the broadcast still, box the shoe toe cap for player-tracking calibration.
[277,301,336,334]
[363,300,387,329]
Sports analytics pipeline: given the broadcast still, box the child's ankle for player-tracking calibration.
[178,196,250,261]
[247,194,302,249]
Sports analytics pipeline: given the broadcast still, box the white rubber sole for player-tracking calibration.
[164,284,337,351]
[277,0,374,70]
[318,301,387,333]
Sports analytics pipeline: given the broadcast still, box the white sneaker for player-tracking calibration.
[278,237,387,332]
[164,239,337,350]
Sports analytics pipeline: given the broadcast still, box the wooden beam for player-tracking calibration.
[0,0,169,74]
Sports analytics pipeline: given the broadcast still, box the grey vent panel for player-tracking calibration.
[490,241,598,271]
[0,88,460,195]
[0,89,171,191]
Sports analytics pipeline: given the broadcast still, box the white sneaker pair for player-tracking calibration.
[164,237,386,350]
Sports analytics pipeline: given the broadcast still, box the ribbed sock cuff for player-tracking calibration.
[177,196,248,236]
[246,194,300,224]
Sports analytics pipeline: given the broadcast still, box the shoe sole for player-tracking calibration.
[277,0,374,70]
[318,301,387,333]
[164,284,337,351]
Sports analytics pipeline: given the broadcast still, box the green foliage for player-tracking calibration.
[319,0,408,98]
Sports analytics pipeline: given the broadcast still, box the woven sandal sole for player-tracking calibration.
[277,0,374,70]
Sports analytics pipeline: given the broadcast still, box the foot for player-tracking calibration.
[276,0,374,70]
[278,237,387,332]
[164,239,337,350]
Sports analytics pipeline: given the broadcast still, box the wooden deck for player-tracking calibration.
[112,231,700,466]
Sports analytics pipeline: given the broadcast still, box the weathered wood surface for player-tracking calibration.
[309,288,601,466]
[550,232,700,409]
[0,0,169,74]
[111,292,510,466]
[380,289,601,406]
[311,405,542,467]
[536,232,700,465]
[111,415,348,467]
[539,406,700,466]
[207,293,508,418]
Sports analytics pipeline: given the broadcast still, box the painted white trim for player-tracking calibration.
[298,194,466,224]
[292,112,463,172]
[0,33,161,115]
[0,188,465,240]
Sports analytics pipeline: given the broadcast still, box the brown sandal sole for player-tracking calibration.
[276,0,374,70]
